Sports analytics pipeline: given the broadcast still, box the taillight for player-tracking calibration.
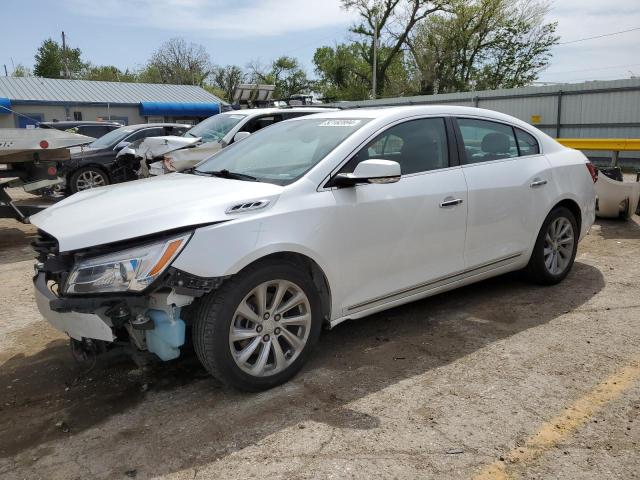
[586,162,598,183]
[47,166,57,176]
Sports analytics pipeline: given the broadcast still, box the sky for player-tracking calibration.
[1,0,639,85]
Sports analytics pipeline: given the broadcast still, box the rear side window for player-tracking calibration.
[457,118,518,164]
[343,117,449,175]
[515,128,540,156]
[79,125,112,138]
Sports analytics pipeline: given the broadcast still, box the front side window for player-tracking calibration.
[243,115,283,133]
[457,118,518,164]
[185,113,247,143]
[88,126,134,148]
[342,118,449,175]
[195,118,370,186]
[125,128,164,143]
[515,128,540,156]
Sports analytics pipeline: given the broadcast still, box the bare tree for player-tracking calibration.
[343,0,448,96]
[147,38,212,85]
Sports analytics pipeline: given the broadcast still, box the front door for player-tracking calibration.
[329,117,468,314]
[455,117,553,268]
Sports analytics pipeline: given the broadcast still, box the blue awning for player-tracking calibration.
[0,97,11,114]
[139,102,220,117]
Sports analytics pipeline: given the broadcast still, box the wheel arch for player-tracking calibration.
[233,251,332,326]
[550,197,582,234]
[68,163,112,185]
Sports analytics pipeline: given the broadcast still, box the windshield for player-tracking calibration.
[195,118,370,186]
[185,113,247,143]
[88,126,133,149]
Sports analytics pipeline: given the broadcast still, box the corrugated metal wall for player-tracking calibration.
[330,78,640,163]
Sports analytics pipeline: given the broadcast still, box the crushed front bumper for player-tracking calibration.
[34,272,115,341]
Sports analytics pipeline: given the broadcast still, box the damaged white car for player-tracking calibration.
[132,107,335,176]
[31,106,596,391]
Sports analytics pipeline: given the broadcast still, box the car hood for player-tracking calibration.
[69,146,109,159]
[69,145,100,155]
[136,135,202,159]
[30,173,284,252]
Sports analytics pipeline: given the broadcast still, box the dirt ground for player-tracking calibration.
[0,191,638,479]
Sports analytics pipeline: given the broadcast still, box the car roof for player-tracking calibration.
[119,123,191,129]
[220,107,338,117]
[39,121,122,127]
[303,105,541,129]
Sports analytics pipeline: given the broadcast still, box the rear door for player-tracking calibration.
[329,117,468,313]
[454,117,552,268]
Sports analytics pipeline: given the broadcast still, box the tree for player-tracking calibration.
[313,44,371,101]
[342,0,447,96]
[146,38,212,85]
[82,65,138,82]
[248,56,310,99]
[209,65,245,102]
[11,64,31,77]
[407,0,558,94]
[33,38,85,78]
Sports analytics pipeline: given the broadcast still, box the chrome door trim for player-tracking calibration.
[346,252,522,313]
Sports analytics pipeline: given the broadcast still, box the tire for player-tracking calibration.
[525,206,578,285]
[193,260,323,391]
[69,166,110,194]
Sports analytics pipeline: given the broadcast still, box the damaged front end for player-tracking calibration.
[32,229,222,363]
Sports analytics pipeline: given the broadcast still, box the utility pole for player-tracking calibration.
[372,15,378,99]
[61,31,70,79]
[3,65,7,77]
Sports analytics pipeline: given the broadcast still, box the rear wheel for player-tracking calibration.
[193,261,322,391]
[525,206,578,285]
[69,166,110,193]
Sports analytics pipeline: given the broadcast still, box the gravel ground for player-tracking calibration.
[0,191,638,479]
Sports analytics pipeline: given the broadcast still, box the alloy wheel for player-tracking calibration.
[229,279,312,377]
[76,170,107,191]
[543,216,574,275]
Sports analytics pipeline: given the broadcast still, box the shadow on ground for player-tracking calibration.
[0,226,37,264]
[0,252,605,477]
[595,216,640,241]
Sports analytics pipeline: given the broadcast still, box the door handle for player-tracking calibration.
[439,197,464,208]
[530,179,548,188]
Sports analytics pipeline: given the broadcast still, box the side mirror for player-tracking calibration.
[114,141,130,151]
[233,131,251,143]
[333,159,401,187]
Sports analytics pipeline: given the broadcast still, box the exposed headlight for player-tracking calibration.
[65,233,190,294]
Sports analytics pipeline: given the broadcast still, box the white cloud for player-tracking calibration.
[62,0,358,37]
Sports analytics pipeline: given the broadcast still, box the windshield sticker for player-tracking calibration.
[318,119,361,127]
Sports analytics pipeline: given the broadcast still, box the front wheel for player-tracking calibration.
[525,206,578,285]
[69,166,110,194]
[193,261,322,391]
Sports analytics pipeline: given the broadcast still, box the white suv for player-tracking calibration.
[31,106,596,391]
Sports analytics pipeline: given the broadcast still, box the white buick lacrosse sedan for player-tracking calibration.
[31,106,596,390]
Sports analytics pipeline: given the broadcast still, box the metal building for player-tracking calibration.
[0,77,227,128]
[332,78,640,159]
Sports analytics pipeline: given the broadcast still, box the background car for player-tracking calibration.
[62,123,189,193]
[38,121,123,138]
[133,107,338,176]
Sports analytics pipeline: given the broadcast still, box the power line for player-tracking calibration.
[542,63,640,76]
[557,26,640,45]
